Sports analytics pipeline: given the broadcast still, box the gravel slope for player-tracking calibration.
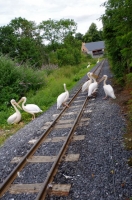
[0,60,132,200]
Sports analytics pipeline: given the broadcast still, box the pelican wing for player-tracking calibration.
[7,113,21,124]
[104,85,116,99]
[82,80,91,92]
[7,113,17,124]
[24,104,42,113]
[88,82,98,96]
[57,92,69,109]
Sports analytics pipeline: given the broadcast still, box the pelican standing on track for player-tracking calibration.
[99,75,116,99]
[82,72,92,92]
[57,83,69,109]
[7,99,22,124]
[18,97,43,120]
[88,72,98,97]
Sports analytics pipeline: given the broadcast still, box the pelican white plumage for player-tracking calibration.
[82,72,92,92]
[88,72,98,97]
[7,99,22,124]
[97,58,99,63]
[18,97,42,120]
[57,83,69,109]
[87,64,90,68]
[99,75,116,99]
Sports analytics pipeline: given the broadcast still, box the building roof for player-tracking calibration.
[85,41,105,51]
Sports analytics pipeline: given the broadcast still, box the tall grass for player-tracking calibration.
[0,53,96,145]
[0,55,46,109]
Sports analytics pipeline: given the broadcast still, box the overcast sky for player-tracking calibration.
[0,0,106,34]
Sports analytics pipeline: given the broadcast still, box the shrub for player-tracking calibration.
[0,55,46,110]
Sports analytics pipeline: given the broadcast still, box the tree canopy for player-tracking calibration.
[101,0,132,79]
[83,23,103,42]
[0,17,102,68]
[38,19,77,44]
[0,17,79,67]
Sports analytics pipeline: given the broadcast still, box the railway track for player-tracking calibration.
[0,59,105,199]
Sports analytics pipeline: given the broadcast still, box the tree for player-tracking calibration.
[9,17,37,38]
[83,23,103,42]
[38,19,77,48]
[101,0,132,79]
[0,17,47,68]
[56,33,81,66]
[75,32,83,41]
[0,25,18,57]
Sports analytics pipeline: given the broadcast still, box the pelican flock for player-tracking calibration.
[7,99,22,124]
[18,97,43,120]
[57,83,69,109]
[6,70,116,124]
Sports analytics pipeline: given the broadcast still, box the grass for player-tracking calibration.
[0,56,96,146]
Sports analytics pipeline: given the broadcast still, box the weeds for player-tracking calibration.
[0,54,95,145]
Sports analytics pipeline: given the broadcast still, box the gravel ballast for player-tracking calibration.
[0,60,132,200]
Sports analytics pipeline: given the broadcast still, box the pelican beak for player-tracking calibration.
[98,77,104,84]
[17,98,23,105]
[14,102,22,110]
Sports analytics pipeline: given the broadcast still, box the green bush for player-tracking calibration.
[56,48,81,67]
[0,55,46,110]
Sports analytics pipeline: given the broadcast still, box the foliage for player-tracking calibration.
[0,17,47,68]
[0,25,18,57]
[55,34,82,66]
[0,55,46,111]
[0,16,102,70]
[0,54,97,145]
[126,73,132,89]
[75,32,83,41]
[0,17,81,68]
[83,23,103,42]
[101,0,132,162]
[38,19,77,45]
[101,0,132,80]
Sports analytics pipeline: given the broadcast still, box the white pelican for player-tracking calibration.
[82,72,92,92]
[88,73,98,97]
[87,64,90,68]
[99,75,116,99]
[57,83,69,109]
[7,99,22,124]
[97,58,99,63]
[18,97,42,120]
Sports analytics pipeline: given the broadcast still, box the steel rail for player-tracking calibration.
[0,87,80,197]
[35,96,89,200]
[94,59,105,77]
[0,60,105,198]
[35,60,105,199]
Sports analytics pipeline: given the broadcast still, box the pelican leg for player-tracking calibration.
[103,96,107,100]
[103,91,108,100]
[92,92,97,97]
[32,114,35,120]
[92,88,98,94]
